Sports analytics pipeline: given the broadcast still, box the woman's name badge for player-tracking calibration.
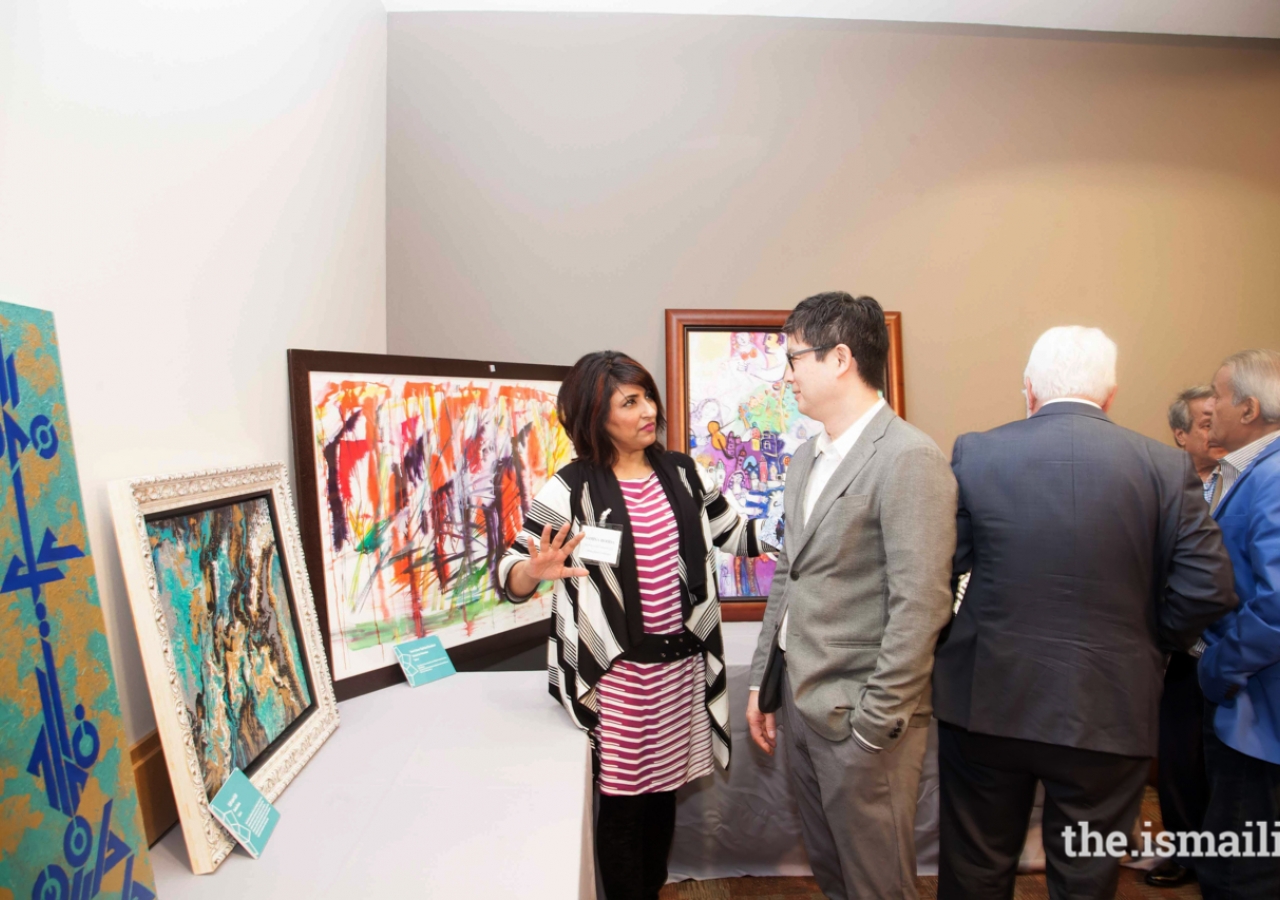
[579,524,623,565]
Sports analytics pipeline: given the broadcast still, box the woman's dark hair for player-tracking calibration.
[558,351,666,469]
[783,291,888,392]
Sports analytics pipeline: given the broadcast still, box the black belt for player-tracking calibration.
[621,630,701,664]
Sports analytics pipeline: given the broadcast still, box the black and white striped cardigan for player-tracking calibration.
[499,450,762,772]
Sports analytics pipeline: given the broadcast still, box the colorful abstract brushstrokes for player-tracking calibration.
[310,372,573,682]
[145,496,314,801]
[685,330,819,598]
[0,302,155,900]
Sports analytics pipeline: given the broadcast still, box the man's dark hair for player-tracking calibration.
[557,351,666,469]
[1167,384,1213,433]
[783,292,888,392]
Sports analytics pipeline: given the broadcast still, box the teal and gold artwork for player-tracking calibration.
[144,496,314,801]
[0,301,155,899]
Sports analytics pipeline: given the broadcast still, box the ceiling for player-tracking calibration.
[380,0,1280,40]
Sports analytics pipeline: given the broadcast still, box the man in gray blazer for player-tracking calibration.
[747,292,958,900]
[933,327,1235,900]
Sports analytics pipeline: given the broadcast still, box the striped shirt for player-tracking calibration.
[498,452,762,776]
[596,474,714,796]
[1210,430,1280,513]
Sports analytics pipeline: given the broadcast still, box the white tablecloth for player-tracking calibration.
[152,671,595,900]
[150,636,1038,895]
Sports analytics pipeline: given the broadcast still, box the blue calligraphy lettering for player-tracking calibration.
[2,328,150,897]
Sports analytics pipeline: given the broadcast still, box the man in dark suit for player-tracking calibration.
[1144,386,1225,889]
[933,326,1236,900]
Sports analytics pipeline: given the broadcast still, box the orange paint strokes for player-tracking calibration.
[360,393,382,518]
[525,414,546,477]
[314,372,572,681]
[388,504,422,637]
[315,381,382,510]
[335,434,369,509]
[497,463,523,550]
[424,386,457,495]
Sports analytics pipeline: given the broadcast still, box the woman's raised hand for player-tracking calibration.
[526,523,590,581]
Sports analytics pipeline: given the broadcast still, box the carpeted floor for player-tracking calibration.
[659,788,1202,900]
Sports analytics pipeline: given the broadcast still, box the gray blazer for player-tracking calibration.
[750,404,958,749]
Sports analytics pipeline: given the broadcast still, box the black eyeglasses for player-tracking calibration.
[785,345,834,370]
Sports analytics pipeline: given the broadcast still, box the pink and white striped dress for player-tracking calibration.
[595,474,715,796]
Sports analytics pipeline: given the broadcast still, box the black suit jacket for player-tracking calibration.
[932,401,1236,757]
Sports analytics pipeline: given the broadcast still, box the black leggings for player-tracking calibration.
[596,790,677,900]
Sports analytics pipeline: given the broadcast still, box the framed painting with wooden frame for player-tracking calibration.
[665,309,904,621]
[287,350,574,701]
[109,463,340,874]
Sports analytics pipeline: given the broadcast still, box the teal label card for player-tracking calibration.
[394,635,457,687]
[208,768,279,859]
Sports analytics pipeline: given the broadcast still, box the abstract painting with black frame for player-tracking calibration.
[287,350,574,700]
[110,463,339,874]
[665,309,905,621]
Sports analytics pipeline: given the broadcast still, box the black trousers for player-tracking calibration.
[937,721,1150,900]
[596,791,677,900]
[1155,652,1207,868]
[1198,705,1280,900]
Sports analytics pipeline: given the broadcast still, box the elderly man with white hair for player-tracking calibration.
[1196,349,1280,900]
[931,326,1235,900]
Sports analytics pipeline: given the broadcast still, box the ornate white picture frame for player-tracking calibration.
[109,463,339,874]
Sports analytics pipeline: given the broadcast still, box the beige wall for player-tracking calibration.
[0,0,387,742]
[387,14,1280,452]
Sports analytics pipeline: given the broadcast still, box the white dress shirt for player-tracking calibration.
[1212,429,1280,513]
[1040,397,1103,410]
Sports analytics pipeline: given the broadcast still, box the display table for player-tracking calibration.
[151,671,595,899]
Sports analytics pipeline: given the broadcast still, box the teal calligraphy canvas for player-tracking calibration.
[0,301,156,900]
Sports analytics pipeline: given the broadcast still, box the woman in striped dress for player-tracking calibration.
[500,351,768,900]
